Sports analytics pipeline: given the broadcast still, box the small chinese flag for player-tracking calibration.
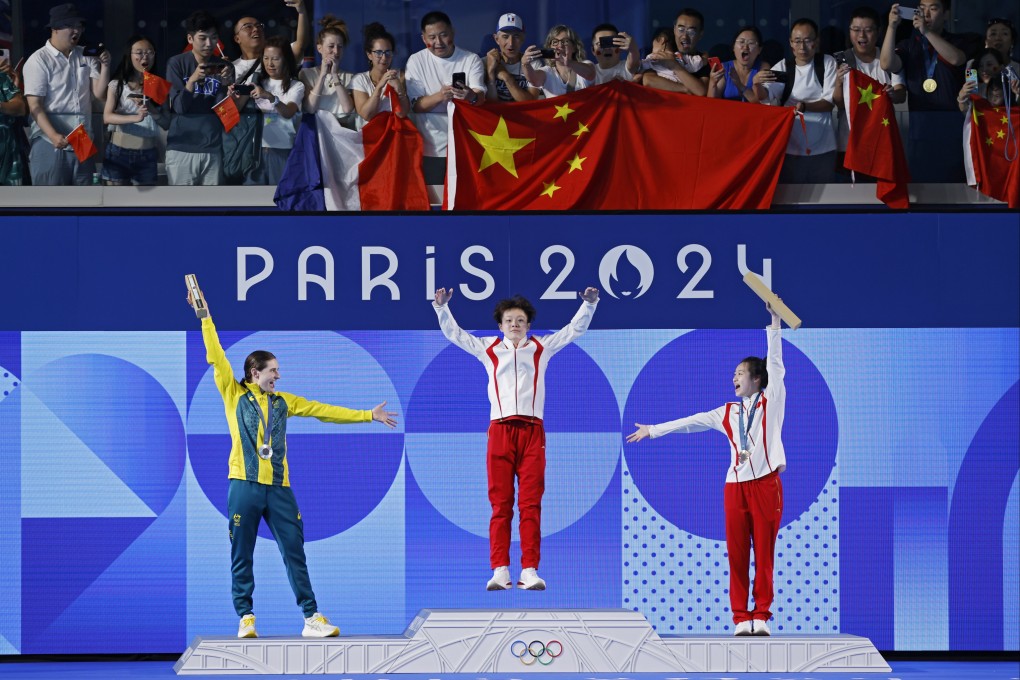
[967,95,1019,208]
[65,123,97,163]
[213,95,240,132]
[143,71,171,105]
[843,70,911,209]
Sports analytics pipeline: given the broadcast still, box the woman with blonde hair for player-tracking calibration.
[522,24,596,98]
[300,14,358,129]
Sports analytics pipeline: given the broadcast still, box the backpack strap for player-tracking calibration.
[780,55,795,105]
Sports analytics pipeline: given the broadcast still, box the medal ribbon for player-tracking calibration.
[921,36,938,84]
[738,392,762,454]
[251,391,275,452]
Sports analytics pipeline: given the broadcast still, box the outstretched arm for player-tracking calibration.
[540,287,599,352]
[188,292,241,396]
[765,301,785,387]
[371,401,399,428]
[628,406,726,442]
[433,287,490,356]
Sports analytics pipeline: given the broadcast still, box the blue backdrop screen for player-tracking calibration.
[0,213,1016,654]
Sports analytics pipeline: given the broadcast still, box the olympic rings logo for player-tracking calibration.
[510,639,563,665]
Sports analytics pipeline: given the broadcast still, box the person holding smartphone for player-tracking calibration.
[641,9,709,96]
[101,35,170,186]
[484,13,541,102]
[405,11,485,187]
[880,0,967,182]
[707,26,773,102]
[591,23,640,84]
[521,25,596,99]
[22,2,111,186]
[0,51,27,185]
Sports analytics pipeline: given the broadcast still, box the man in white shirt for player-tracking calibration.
[642,8,709,96]
[832,7,906,157]
[232,0,309,85]
[764,19,838,183]
[22,2,110,185]
[591,23,641,84]
[484,13,541,103]
[433,287,599,592]
[405,10,485,186]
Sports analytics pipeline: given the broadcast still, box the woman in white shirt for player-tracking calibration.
[522,25,596,99]
[351,22,409,121]
[101,35,169,185]
[300,15,357,130]
[248,36,304,185]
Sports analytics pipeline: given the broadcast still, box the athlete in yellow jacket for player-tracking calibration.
[193,293,397,639]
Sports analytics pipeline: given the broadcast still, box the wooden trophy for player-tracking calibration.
[185,274,209,319]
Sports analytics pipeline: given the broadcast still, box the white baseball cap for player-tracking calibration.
[497,13,524,33]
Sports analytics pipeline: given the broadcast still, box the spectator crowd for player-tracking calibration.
[0,1,1016,190]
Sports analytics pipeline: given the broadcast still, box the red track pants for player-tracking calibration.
[724,471,784,624]
[487,419,545,569]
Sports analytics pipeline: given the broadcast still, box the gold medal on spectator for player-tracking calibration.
[922,78,938,93]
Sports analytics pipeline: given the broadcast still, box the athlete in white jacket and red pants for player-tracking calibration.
[628,302,786,636]
[433,286,599,591]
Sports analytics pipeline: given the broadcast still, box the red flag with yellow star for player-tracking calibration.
[967,95,1019,208]
[142,71,172,105]
[64,123,97,163]
[213,94,240,133]
[445,79,791,210]
[843,69,910,209]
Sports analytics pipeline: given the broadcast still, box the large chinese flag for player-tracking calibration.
[967,95,1019,208]
[142,71,172,105]
[843,69,910,209]
[446,79,791,210]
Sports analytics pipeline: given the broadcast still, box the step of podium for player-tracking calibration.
[174,608,890,675]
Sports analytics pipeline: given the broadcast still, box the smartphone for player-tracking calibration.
[234,83,255,95]
[770,70,790,85]
[707,56,722,71]
[539,48,556,59]
[126,92,145,101]
[452,71,466,89]
[0,48,9,61]
[82,43,104,57]
[834,51,849,66]
[897,6,918,20]
[598,35,616,50]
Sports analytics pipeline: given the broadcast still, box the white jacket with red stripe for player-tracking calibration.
[433,300,598,421]
[648,327,786,483]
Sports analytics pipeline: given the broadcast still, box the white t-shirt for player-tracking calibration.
[766,56,838,156]
[350,71,393,114]
[22,41,101,138]
[595,60,632,85]
[299,67,358,129]
[255,77,305,148]
[404,46,485,157]
[835,51,905,151]
[528,61,594,99]
[233,57,261,85]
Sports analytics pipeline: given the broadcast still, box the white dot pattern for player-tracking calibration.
[1,366,20,403]
[621,456,840,634]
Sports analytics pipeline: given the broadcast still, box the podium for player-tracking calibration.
[175,608,890,674]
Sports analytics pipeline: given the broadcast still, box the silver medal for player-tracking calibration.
[258,444,273,460]
[738,450,750,464]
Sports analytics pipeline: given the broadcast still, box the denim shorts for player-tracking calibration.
[102,143,158,185]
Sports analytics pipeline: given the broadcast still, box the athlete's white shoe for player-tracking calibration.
[238,614,258,638]
[752,620,771,636]
[302,612,340,637]
[486,566,512,591]
[733,620,753,636]
[517,568,546,590]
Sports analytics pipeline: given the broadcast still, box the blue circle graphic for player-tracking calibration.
[623,330,837,540]
[405,340,620,538]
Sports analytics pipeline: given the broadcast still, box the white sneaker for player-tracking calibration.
[486,566,512,591]
[733,620,753,636]
[302,612,340,637]
[752,620,771,636]
[238,614,257,638]
[517,567,546,590]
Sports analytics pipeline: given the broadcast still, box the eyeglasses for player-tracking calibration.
[849,26,876,34]
[131,50,156,57]
[675,26,700,36]
[734,39,759,47]
[238,22,265,33]
[791,38,816,46]
[370,49,394,57]
[549,38,572,47]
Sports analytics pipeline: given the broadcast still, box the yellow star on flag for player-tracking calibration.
[985,137,994,146]
[1002,115,1010,124]
[881,117,890,126]
[972,107,983,123]
[856,83,881,111]
[468,116,536,178]
[572,122,590,138]
[553,104,575,121]
[997,129,1006,139]
[567,154,586,173]
[541,181,561,198]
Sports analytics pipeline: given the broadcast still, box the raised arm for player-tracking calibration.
[765,301,785,388]
[536,287,599,353]
[432,287,491,357]
[881,5,903,73]
[188,292,241,398]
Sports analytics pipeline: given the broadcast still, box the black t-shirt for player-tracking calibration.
[894,30,967,112]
